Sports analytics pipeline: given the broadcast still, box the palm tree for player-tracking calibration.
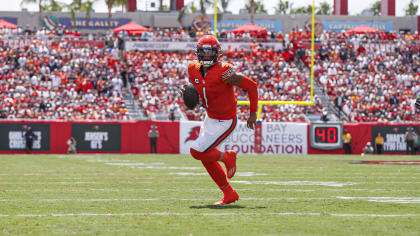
[250,0,254,23]
[43,0,65,12]
[21,0,44,26]
[105,0,124,28]
[177,2,197,25]
[370,0,381,16]
[405,0,418,16]
[158,0,164,11]
[245,0,267,23]
[316,1,332,15]
[218,0,230,20]
[115,0,128,12]
[67,0,96,23]
[198,0,212,17]
[275,0,293,15]
[220,0,230,13]
[290,5,314,15]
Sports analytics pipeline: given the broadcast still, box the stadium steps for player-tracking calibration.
[313,80,339,122]
[152,105,184,121]
[123,95,146,120]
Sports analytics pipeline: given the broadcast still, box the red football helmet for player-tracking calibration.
[195,35,222,67]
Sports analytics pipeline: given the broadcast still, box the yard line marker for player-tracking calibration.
[104,162,166,166]
[336,196,420,204]
[0,198,334,202]
[0,212,419,217]
[331,214,420,217]
[131,166,201,170]
[0,182,97,185]
[5,180,415,185]
[105,163,146,166]
[169,172,207,176]
[230,181,357,187]
[237,176,420,179]
[7,188,420,193]
[0,181,153,185]
[168,172,268,176]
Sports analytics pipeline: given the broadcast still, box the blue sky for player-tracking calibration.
[3,0,417,16]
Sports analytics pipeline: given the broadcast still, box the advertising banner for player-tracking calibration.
[0,17,18,25]
[66,39,105,48]
[210,20,282,32]
[222,122,307,154]
[1,38,54,48]
[59,17,131,30]
[71,123,121,151]
[125,41,283,52]
[179,121,307,155]
[0,123,50,151]
[371,125,419,153]
[1,38,104,49]
[322,21,393,32]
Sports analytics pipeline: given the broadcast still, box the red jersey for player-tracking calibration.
[188,61,236,120]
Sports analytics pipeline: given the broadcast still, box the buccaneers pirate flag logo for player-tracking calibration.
[185,126,200,143]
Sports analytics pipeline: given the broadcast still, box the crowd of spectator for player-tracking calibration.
[314,31,420,122]
[0,36,130,120]
[1,23,420,122]
[126,45,321,122]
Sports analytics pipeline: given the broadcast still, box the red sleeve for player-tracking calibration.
[239,76,258,113]
[187,61,196,84]
[221,63,235,82]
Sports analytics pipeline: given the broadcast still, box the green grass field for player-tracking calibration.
[0,154,419,235]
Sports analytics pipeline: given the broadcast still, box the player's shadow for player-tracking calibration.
[190,205,246,209]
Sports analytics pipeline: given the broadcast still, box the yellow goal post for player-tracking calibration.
[214,0,316,120]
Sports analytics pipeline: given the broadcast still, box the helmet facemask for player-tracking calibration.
[196,45,219,67]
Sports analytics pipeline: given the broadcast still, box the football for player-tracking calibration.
[183,84,199,110]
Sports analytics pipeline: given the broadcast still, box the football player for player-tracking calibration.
[181,35,258,205]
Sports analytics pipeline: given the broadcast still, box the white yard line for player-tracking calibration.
[230,176,420,179]
[168,172,268,176]
[4,188,420,193]
[0,212,419,217]
[336,196,420,203]
[0,181,153,185]
[131,166,202,170]
[104,163,166,166]
[1,180,418,186]
[0,197,334,202]
[1,173,418,177]
[3,196,420,204]
[230,181,358,187]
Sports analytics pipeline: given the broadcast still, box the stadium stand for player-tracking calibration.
[1,26,419,122]
[0,29,130,120]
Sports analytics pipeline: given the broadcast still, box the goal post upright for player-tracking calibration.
[310,0,315,106]
[236,0,316,121]
[214,0,218,38]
